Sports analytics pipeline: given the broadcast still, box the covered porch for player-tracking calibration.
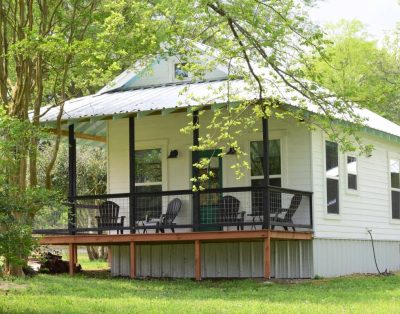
[35,82,315,279]
[34,108,313,236]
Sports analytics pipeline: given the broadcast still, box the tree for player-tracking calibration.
[0,111,59,276]
[0,0,170,188]
[145,1,373,185]
[306,20,400,123]
[0,1,380,274]
[378,25,400,121]
[0,0,167,275]
[0,1,373,190]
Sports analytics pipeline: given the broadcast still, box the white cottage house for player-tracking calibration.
[37,52,400,279]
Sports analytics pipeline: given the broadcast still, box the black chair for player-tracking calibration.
[249,191,282,230]
[96,201,125,235]
[143,198,182,233]
[217,195,245,231]
[271,194,302,231]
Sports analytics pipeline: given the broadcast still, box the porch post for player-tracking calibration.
[262,117,270,229]
[192,111,200,231]
[68,124,77,235]
[129,116,136,234]
[194,240,202,281]
[68,243,76,275]
[263,232,271,279]
[129,242,136,279]
[73,245,78,265]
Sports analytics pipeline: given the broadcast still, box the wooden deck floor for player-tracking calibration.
[37,230,313,280]
[38,230,313,246]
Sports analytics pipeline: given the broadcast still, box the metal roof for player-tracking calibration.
[39,78,400,143]
[39,79,254,122]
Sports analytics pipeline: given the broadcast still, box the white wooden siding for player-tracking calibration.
[108,113,193,227]
[108,109,400,240]
[311,129,400,240]
[126,56,228,89]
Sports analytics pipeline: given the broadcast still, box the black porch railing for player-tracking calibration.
[33,186,313,235]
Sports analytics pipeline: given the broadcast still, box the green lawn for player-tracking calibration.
[74,254,109,271]
[0,273,399,313]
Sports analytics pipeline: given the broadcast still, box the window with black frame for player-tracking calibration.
[326,141,339,214]
[250,140,281,215]
[135,149,162,220]
[390,159,400,219]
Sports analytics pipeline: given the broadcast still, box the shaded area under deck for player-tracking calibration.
[38,230,313,280]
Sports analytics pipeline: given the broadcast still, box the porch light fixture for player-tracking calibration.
[226,147,236,155]
[168,149,179,158]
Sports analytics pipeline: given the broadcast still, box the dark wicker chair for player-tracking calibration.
[271,194,302,231]
[96,201,125,235]
[143,198,182,233]
[218,195,245,231]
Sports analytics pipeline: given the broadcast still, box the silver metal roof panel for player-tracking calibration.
[39,79,400,141]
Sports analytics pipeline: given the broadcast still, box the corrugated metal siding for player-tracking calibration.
[110,240,313,279]
[138,243,195,278]
[111,246,130,276]
[202,242,264,278]
[313,238,400,277]
[271,240,313,278]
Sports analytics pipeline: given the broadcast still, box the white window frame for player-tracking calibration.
[389,157,400,221]
[345,154,359,194]
[135,148,163,192]
[246,131,287,187]
[249,140,282,186]
[134,139,168,191]
[324,139,340,215]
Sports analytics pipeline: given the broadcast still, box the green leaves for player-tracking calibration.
[306,20,400,124]
[0,217,38,269]
[0,112,62,274]
[153,1,377,162]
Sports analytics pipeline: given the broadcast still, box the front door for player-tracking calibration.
[198,150,222,231]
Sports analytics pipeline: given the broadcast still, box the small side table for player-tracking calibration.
[247,213,263,230]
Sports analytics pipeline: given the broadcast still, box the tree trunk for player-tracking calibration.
[3,261,25,277]
[86,246,99,260]
[86,246,108,261]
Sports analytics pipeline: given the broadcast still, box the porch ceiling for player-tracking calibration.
[46,120,107,146]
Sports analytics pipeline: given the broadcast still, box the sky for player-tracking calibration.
[309,0,400,39]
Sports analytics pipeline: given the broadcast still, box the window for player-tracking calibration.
[250,140,281,214]
[347,156,358,190]
[174,63,188,79]
[135,149,162,219]
[390,159,400,219]
[326,141,339,214]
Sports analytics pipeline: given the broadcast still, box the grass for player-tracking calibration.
[0,273,400,314]
[74,254,109,271]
